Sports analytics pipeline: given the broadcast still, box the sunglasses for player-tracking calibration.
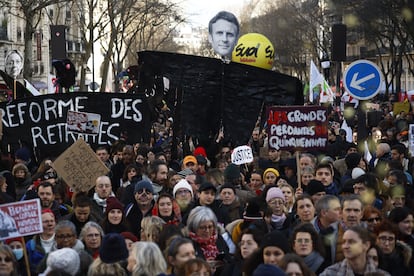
[366,217,381,223]
[136,189,152,195]
[0,257,12,263]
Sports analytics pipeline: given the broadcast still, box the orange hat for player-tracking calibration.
[183,155,197,165]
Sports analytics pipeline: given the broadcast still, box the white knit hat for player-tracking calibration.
[352,167,366,179]
[42,248,80,276]
[173,179,194,198]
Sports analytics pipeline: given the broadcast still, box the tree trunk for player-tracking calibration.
[23,17,34,80]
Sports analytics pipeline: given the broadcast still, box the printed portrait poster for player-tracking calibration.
[208,11,240,59]
[66,110,101,135]
[267,106,328,151]
[0,199,42,240]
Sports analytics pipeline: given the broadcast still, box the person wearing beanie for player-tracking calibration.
[14,147,37,174]
[40,248,80,276]
[5,237,28,276]
[172,179,195,224]
[99,233,129,264]
[100,196,130,234]
[120,231,138,251]
[253,264,286,276]
[306,179,326,205]
[263,187,290,232]
[223,163,256,206]
[224,163,241,183]
[228,199,265,243]
[263,167,280,186]
[340,152,363,187]
[125,179,155,237]
[243,230,290,275]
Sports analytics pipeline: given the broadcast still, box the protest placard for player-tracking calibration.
[267,106,328,151]
[231,145,253,165]
[66,110,101,135]
[0,199,42,240]
[53,138,109,192]
[0,92,150,160]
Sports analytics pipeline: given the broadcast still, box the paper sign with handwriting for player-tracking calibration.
[53,138,109,192]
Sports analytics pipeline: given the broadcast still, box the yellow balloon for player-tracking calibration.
[231,33,275,70]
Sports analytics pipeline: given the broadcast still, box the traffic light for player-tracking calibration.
[52,59,76,89]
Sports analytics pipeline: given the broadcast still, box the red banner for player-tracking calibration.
[0,199,43,240]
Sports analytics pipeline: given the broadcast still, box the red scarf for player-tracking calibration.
[152,198,182,225]
[189,231,219,260]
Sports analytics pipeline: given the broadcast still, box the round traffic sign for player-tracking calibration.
[343,60,382,100]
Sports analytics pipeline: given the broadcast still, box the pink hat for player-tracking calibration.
[266,187,285,202]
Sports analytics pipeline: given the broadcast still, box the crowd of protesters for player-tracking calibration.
[0,96,414,276]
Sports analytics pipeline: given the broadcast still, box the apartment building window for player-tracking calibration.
[17,27,22,40]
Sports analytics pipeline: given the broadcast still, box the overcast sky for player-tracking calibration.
[177,0,248,27]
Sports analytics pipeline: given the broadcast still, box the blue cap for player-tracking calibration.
[134,180,154,194]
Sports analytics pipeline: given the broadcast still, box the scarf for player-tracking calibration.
[303,251,324,272]
[93,193,107,208]
[152,198,182,225]
[270,213,286,229]
[189,231,219,260]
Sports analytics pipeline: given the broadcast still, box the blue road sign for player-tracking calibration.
[343,60,382,100]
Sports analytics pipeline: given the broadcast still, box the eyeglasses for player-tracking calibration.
[198,224,214,231]
[366,217,382,223]
[136,189,152,195]
[86,233,100,239]
[97,184,111,189]
[0,257,12,263]
[378,236,395,242]
[268,199,284,206]
[295,238,311,244]
[176,189,190,195]
[56,234,75,240]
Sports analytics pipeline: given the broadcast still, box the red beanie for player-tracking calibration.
[193,146,207,158]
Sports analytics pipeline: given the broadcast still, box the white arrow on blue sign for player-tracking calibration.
[343,60,383,100]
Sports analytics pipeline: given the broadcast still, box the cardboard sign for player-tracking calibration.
[393,101,410,116]
[267,106,328,151]
[231,145,254,165]
[0,199,42,240]
[66,110,101,135]
[53,138,109,192]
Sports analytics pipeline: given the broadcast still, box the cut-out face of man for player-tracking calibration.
[208,11,239,58]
